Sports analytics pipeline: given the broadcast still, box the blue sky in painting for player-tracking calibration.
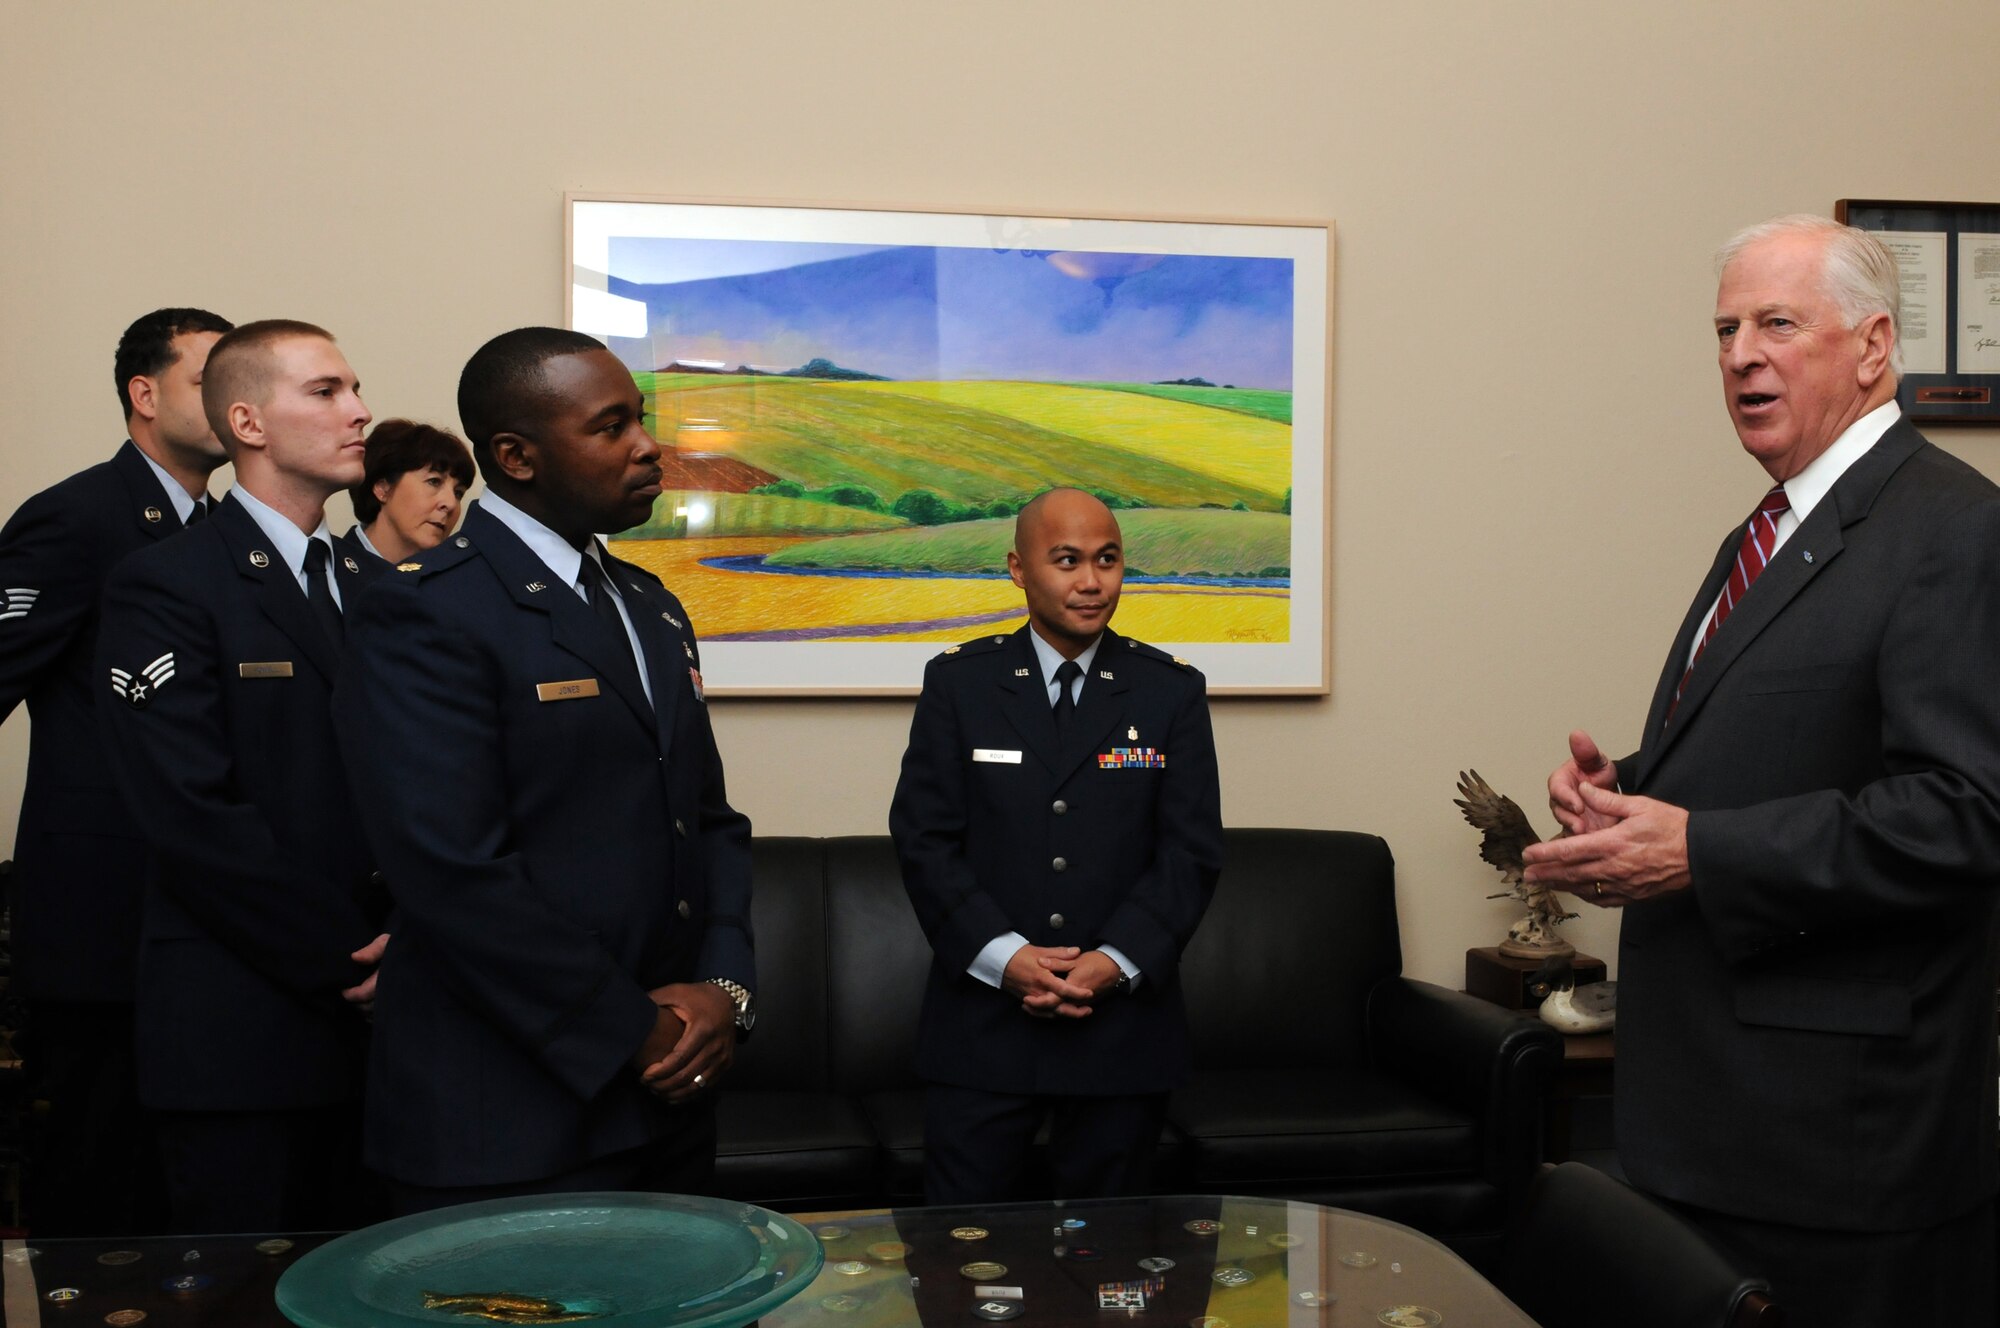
[603,239,1293,389]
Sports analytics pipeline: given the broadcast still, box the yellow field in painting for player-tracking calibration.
[844,380,1292,498]
[610,536,1289,644]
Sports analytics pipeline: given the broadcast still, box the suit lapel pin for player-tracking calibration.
[526,581,546,592]
[1802,550,1814,564]
[1128,726,1138,740]
[248,550,270,569]
[143,506,163,523]
[662,611,681,627]
[342,556,360,574]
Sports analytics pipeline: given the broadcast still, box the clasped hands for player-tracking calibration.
[1520,730,1692,907]
[1003,945,1123,1019]
[631,981,737,1104]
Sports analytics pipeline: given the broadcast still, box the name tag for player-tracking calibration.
[972,748,1022,764]
[536,678,601,702]
[238,661,294,679]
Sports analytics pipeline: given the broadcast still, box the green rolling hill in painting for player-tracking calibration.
[635,373,1292,515]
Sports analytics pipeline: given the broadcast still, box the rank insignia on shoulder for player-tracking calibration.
[1173,656,1190,666]
[944,646,961,655]
[248,550,270,569]
[110,652,175,708]
[397,562,422,573]
[1,587,38,621]
[342,556,360,574]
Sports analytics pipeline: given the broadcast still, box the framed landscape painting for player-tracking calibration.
[567,195,1331,695]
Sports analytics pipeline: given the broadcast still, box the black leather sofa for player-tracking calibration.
[714,828,1562,1259]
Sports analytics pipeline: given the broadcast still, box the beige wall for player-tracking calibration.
[5,1,1997,987]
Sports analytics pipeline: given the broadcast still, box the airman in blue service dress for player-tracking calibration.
[890,624,1223,1201]
[332,500,754,1197]
[0,440,200,1234]
[92,491,388,1233]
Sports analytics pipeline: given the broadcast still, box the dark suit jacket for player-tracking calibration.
[332,501,754,1187]
[0,442,198,1003]
[93,492,386,1111]
[1616,419,2000,1232]
[888,625,1223,1095]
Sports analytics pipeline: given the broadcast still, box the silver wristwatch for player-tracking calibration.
[705,977,757,1037]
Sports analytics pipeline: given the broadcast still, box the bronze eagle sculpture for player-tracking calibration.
[1454,769,1577,957]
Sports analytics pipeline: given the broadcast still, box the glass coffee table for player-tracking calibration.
[0,1194,1536,1328]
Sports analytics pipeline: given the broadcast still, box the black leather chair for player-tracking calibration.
[1498,1162,1783,1328]
[714,828,1564,1257]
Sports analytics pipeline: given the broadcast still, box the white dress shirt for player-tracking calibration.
[231,486,341,609]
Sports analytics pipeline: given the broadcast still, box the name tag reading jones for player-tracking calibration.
[972,749,1023,764]
[238,661,294,679]
[536,678,601,702]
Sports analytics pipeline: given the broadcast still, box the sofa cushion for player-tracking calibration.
[1169,1066,1477,1185]
[714,1088,880,1208]
[730,838,830,1091]
[825,837,931,1094]
[1180,831,1401,1070]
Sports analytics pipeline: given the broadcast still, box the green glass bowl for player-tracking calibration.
[276,1192,823,1328]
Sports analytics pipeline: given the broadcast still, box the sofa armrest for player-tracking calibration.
[1367,977,1563,1194]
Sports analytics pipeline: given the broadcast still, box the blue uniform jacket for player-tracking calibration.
[0,441,187,1002]
[94,492,386,1111]
[889,625,1223,1096]
[332,501,754,1187]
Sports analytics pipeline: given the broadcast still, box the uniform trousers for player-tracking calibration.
[156,1104,376,1234]
[22,1000,165,1237]
[924,1085,1167,1205]
[1665,1191,1996,1328]
[387,1098,718,1216]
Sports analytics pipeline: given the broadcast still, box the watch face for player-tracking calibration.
[737,1006,757,1033]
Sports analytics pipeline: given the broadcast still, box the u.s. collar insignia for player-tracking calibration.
[1,587,38,621]
[143,506,162,523]
[342,556,360,573]
[396,561,422,572]
[1099,670,1114,680]
[110,652,175,708]
[1014,667,1031,677]
[248,550,270,569]
[525,581,546,592]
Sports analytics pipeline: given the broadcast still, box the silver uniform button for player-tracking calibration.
[677,900,691,920]
[1052,799,1067,814]
[1052,857,1067,872]
[455,536,470,548]
[1049,913,1065,929]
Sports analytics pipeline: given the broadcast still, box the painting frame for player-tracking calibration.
[566,192,1333,697]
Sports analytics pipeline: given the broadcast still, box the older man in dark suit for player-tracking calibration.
[890,487,1223,1203]
[1524,215,2000,1325]
[0,307,232,1235]
[95,319,390,1234]
[333,327,754,1212]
